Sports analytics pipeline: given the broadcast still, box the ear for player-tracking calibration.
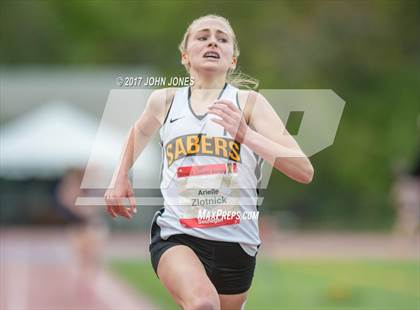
[181,53,189,65]
[230,57,237,70]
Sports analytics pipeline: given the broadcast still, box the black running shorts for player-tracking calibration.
[149,208,257,295]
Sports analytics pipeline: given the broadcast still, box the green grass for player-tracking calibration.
[110,259,419,309]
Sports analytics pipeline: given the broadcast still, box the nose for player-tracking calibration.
[207,35,218,48]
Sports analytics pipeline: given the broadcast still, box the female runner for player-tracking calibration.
[105,14,314,310]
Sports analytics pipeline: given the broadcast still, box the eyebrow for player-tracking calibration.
[195,28,228,36]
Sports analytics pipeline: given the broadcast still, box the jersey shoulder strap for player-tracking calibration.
[162,87,189,126]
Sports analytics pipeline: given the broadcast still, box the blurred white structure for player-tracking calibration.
[0,67,161,186]
[0,102,159,181]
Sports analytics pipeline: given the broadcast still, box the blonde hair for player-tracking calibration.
[178,15,259,90]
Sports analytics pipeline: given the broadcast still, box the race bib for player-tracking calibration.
[175,162,241,228]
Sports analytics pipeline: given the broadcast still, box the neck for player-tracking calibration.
[190,70,226,91]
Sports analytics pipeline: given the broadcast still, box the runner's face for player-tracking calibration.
[184,19,236,75]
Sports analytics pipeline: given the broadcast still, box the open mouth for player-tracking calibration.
[203,51,220,59]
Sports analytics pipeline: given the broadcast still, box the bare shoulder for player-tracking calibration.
[237,90,268,123]
[237,90,268,107]
[147,87,178,117]
[148,87,178,108]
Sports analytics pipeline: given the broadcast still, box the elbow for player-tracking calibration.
[299,163,314,184]
[134,121,152,137]
[301,173,313,184]
[274,157,314,184]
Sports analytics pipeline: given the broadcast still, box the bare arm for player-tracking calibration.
[105,88,175,218]
[110,88,171,185]
[208,91,314,184]
[244,91,313,183]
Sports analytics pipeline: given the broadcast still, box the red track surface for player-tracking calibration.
[0,228,157,310]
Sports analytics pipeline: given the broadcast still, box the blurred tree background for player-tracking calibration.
[1,0,419,230]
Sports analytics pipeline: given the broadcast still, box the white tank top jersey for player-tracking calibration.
[156,83,264,256]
